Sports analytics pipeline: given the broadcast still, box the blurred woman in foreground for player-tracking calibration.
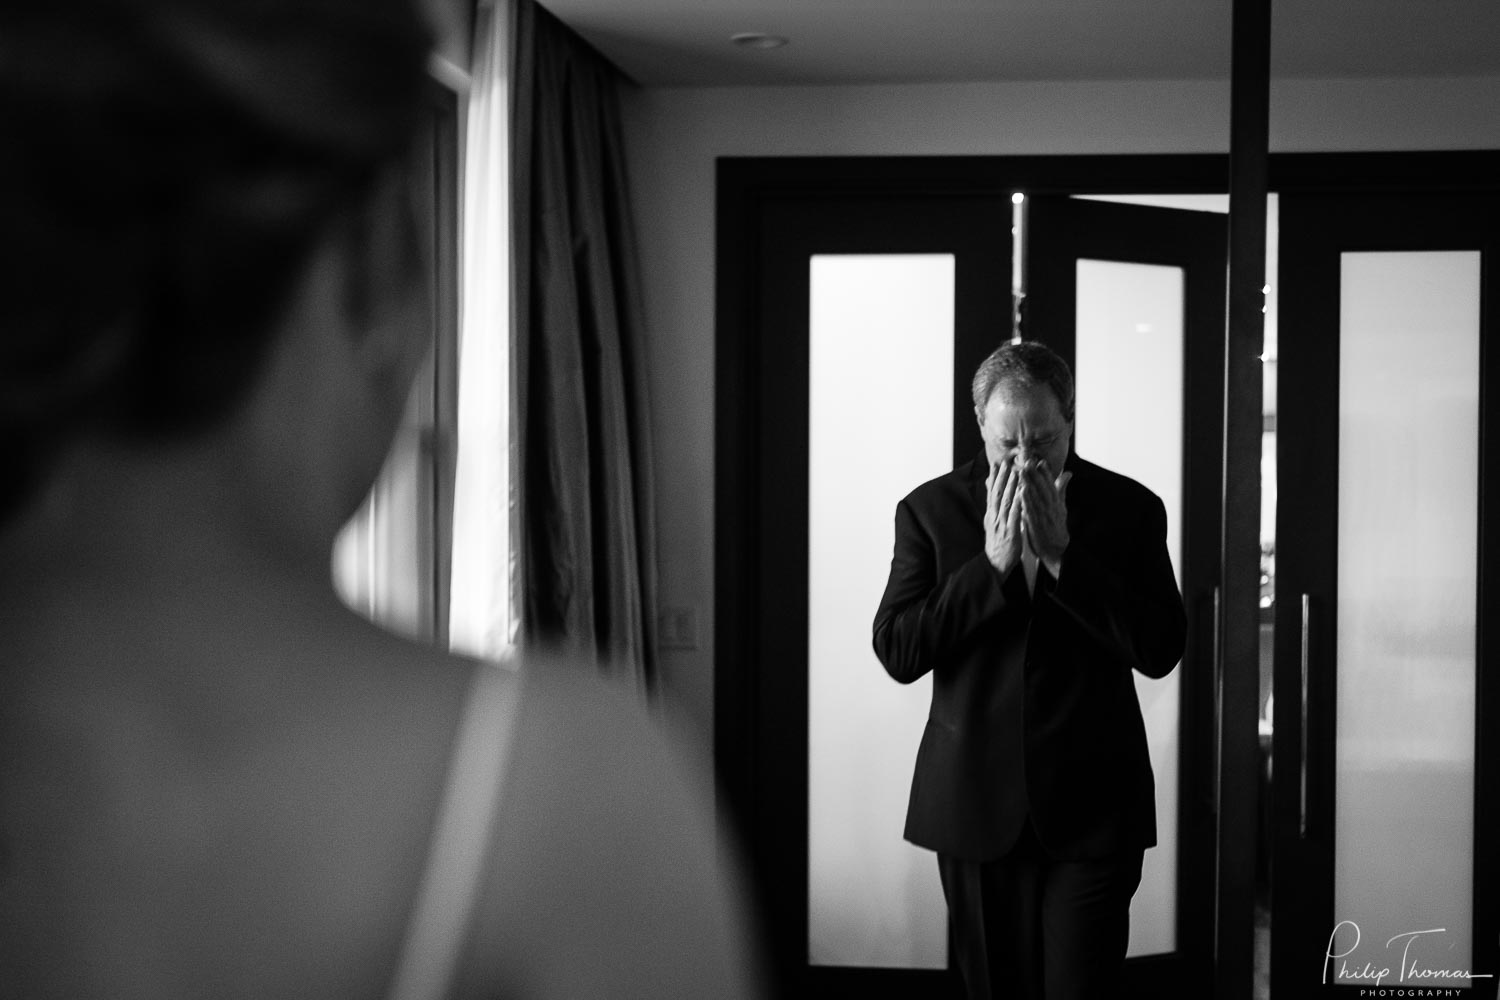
[0,1,760,996]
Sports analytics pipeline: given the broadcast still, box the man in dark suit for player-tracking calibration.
[872,341,1185,1000]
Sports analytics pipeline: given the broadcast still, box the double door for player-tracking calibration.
[716,162,1499,998]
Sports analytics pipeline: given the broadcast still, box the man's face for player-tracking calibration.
[976,384,1073,478]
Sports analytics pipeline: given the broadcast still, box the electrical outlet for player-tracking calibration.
[658,606,699,650]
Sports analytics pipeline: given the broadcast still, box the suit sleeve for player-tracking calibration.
[1041,492,1186,679]
[871,497,1018,684]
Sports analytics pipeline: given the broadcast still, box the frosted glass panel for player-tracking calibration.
[808,254,953,969]
[1074,259,1183,958]
[1334,252,1479,987]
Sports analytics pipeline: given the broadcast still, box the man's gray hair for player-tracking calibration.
[971,341,1075,422]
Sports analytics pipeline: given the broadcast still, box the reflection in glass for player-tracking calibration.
[1074,258,1184,957]
[808,254,954,969]
[1334,251,1479,986]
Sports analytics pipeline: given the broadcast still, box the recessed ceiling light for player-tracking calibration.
[731,32,789,50]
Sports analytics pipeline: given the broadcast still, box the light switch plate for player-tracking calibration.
[658,606,699,650]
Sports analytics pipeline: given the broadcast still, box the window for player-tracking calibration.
[332,78,461,646]
[332,17,514,663]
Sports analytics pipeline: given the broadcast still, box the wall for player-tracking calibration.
[620,74,1500,759]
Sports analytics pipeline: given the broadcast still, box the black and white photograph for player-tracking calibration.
[2,1,1497,997]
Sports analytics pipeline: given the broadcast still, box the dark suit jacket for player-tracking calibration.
[872,449,1186,862]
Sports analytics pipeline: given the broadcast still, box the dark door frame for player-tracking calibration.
[714,150,1500,997]
[1272,188,1500,998]
[1025,193,1231,993]
[744,190,1013,999]
[422,78,461,649]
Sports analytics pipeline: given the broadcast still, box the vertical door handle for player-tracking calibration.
[1212,585,1223,819]
[1299,593,1311,839]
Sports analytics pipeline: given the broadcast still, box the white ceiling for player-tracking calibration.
[538,0,1500,87]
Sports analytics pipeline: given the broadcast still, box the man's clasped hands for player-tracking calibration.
[983,457,1072,579]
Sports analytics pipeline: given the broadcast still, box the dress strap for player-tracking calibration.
[386,661,523,1000]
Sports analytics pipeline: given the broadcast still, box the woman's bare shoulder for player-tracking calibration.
[452,656,765,1000]
[0,609,456,997]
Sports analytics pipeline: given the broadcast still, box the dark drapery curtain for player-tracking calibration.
[509,0,659,692]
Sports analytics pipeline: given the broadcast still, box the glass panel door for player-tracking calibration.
[807,254,955,969]
[737,191,1011,997]
[1026,195,1226,990]
[1273,192,1499,999]
[1331,251,1479,987]
[1074,258,1186,958]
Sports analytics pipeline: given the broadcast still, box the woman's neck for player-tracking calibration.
[0,433,358,685]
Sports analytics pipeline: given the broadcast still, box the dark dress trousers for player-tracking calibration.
[872,448,1185,998]
[873,448,1185,861]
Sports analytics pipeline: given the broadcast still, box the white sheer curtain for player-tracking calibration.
[447,0,514,661]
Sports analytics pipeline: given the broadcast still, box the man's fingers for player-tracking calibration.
[999,461,1020,516]
[1022,462,1071,513]
[1020,465,1049,511]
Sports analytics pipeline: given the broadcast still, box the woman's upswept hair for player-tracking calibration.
[0,0,432,517]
